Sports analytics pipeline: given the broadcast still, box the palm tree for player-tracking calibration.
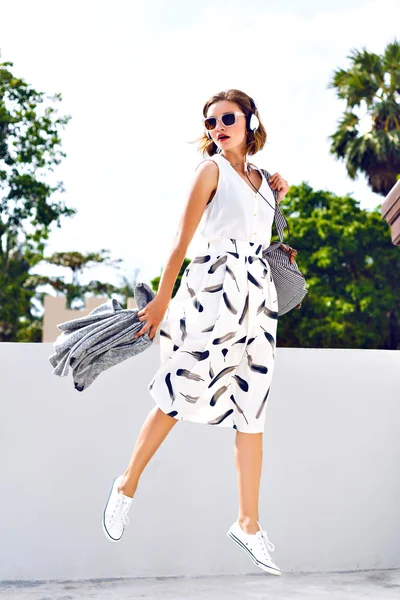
[328,39,400,196]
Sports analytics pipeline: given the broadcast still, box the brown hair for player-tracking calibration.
[193,89,267,158]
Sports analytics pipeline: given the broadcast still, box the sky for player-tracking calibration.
[1,0,399,304]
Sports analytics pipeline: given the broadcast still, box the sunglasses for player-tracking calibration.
[202,111,245,131]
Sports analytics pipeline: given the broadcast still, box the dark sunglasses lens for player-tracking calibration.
[222,113,235,126]
[204,118,217,130]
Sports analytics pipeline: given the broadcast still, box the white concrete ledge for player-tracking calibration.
[1,343,399,580]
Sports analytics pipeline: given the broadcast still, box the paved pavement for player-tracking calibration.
[1,568,400,599]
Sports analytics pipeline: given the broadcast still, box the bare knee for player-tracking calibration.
[154,406,179,426]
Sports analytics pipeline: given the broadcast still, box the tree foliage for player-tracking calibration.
[0,59,76,341]
[33,250,124,310]
[275,182,400,349]
[328,39,400,195]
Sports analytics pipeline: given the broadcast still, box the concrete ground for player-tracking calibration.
[1,569,400,599]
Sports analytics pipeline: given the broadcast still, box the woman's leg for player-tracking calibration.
[234,431,263,534]
[118,406,178,498]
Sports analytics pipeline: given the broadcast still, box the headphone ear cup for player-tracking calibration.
[249,113,260,133]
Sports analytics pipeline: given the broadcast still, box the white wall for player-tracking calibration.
[1,343,399,581]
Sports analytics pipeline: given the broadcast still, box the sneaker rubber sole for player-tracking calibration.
[102,475,125,542]
[227,529,282,576]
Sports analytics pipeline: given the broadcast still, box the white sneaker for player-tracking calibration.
[227,519,281,576]
[102,475,133,542]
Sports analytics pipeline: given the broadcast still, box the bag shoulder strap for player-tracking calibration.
[260,168,288,245]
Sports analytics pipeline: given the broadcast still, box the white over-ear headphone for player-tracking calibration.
[248,110,260,134]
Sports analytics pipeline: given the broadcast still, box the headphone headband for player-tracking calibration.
[249,96,257,112]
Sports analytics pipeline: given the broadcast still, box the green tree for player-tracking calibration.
[112,267,141,308]
[150,258,191,299]
[0,59,76,341]
[32,250,124,310]
[276,182,400,349]
[328,39,400,196]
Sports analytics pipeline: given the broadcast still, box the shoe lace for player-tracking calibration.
[256,521,275,557]
[110,495,131,526]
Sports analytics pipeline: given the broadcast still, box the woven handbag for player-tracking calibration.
[260,168,308,316]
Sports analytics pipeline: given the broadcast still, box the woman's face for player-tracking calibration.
[205,100,248,153]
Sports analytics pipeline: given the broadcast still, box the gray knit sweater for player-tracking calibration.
[49,282,155,392]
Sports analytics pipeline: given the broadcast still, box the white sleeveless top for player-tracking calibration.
[196,153,275,248]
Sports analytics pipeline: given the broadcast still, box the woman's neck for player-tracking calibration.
[221,152,250,174]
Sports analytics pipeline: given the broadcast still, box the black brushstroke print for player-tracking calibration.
[257,299,266,315]
[210,383,231,406]
[165,372,175,403]
[248,271,263,289]
[193,254,211,263]
[209,361,214,379]
[201,324,216,333]
[226,264,240,292]
[180,315,187,341]
[202,315,220,333]
[264,306,279,320]
[167,410,179,417]
[186,283,204,312]
[233,374,249,392]
[225,240,239,259]
[179,392,199,403]
[208,408,234,425]
[230,393,249,424]
[176,368,204,381]
[246,352,268,374]
[203,283,223,293]
[212,331,237,345]
[181,350,210,361]
[208,365,238,388]
[192,297,204,311]
[233,335,247,346]
[223,291,238,314]
[261,326,276,357]
[248,255,256,264]
[208,255,227,273]
[238,293,249,325]
[256,386,271,419]
[160,329,172,340]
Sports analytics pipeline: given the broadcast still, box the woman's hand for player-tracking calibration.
[268,173,289,203]
[280,243,298,264]
[135,296,168,341]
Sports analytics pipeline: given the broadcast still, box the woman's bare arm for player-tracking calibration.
[155,159,218,307]
[135,159,219,340]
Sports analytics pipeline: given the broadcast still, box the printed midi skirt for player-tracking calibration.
[147,238,279,433]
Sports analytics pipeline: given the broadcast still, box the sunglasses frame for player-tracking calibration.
[202,111,245,131]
